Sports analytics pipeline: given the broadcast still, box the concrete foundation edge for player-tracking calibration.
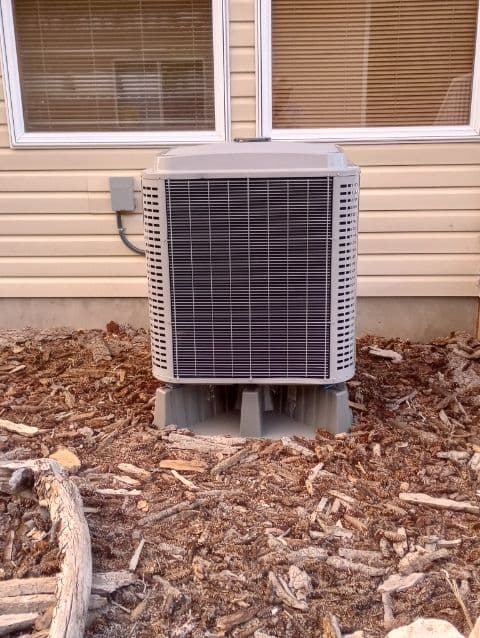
[0,297,476,341]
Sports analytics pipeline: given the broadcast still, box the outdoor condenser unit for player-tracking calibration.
[143,142,359,394]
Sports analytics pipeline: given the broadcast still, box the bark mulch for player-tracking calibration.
[0,324,479,637]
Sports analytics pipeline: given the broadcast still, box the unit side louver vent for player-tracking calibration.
[164,177,333,380]
[143,182,169,373]
[336,179,358,370]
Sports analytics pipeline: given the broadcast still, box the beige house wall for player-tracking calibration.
[0,0,479,335]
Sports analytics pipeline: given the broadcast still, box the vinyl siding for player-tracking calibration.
[0,0,479,300]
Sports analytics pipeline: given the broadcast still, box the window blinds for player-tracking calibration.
[271,0,478,128]
[13,0,215,132]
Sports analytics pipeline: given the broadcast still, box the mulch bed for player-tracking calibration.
[0,325,479,637]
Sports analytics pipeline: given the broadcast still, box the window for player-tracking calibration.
[0,0,227,146]
[259,0,480,141]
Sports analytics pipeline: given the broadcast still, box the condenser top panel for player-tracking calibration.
[146,142,357,179]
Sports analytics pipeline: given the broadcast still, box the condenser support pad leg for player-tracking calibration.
[239,388,263,437]
[286,382,352,435]
[328,382,352,434]
[153,385,222,429]
[314,382,352,435]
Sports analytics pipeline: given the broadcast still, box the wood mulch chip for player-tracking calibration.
[1,324,479,637]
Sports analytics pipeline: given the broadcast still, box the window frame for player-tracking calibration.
[0,0,230,147]
[257,0,480,142]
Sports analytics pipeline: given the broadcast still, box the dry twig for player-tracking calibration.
[399,492,480,514]
[128,539,145,572]
[443,569,474,631]
[138,498,208,526]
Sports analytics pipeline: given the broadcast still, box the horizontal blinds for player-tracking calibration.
[272,0,478,128]
[13,0,215,132]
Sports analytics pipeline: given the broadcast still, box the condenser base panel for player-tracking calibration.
[153,383,352,438]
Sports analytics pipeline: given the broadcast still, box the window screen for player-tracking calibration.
[272,0,478,129]
[13,0,215,132]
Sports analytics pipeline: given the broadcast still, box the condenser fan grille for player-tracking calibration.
[165,177,333,379]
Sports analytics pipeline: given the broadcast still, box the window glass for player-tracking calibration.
[272,1,478,129]
[13,0,215,132]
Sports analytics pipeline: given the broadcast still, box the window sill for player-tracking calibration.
[267,126,480,144]
[9,130,226,149]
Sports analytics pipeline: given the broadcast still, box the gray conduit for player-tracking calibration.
[116,211,145,256]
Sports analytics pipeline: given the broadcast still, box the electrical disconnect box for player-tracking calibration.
[109,176,135,212]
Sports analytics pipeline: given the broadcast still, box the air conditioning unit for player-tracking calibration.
[143,141,359,393]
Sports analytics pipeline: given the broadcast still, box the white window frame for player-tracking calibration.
[0,0,230,147]
[257,0,480,142]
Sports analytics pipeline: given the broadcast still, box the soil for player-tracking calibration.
[0,325,479,637]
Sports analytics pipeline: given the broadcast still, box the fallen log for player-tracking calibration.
[0,571,135,599]
[0,577,57,598]
[0,612,38,636]
[0,459,92,638]
[0,593,106,615]
[0,593,53,615]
